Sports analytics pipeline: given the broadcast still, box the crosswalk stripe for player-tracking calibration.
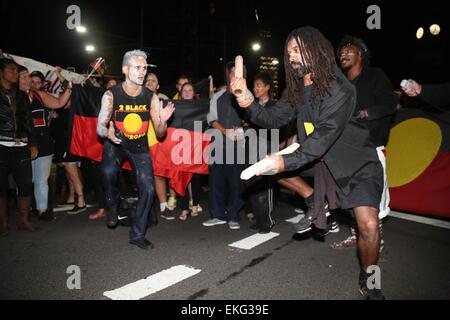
[103,265,201,300]
[228,232,280,250]
[390,211,450,230]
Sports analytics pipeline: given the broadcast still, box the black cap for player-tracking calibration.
[337,35,371,64]
[30,71,45,83]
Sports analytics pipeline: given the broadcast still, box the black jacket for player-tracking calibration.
[420,82,450,111]
[350,67,397,147]
[0,84,35,146]
[246,68,382,196]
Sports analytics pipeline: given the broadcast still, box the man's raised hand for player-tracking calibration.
[107,121,122,144]
[230,55,254,108]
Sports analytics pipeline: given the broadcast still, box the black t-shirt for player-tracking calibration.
[110,84,153,154]
[30,92,54,157]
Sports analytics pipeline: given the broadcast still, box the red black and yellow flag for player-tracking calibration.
[386,108,450,219]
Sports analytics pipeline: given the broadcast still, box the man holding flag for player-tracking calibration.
[97,50,174,250]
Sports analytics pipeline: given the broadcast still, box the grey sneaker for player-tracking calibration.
[294,215,312,234]
[228,221,240,230]
[202,218,227,227]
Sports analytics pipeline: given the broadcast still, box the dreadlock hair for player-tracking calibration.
[284,26,337,107]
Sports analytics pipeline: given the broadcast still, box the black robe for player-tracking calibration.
[246,68,382,197]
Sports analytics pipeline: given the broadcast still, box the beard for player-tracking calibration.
[291,62,310,81]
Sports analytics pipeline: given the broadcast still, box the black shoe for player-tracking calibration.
[67,205,87,215]
[258,222,275,234]
[142,238,155,249]
[106,208,119,228]
[38,211,55,222]
[249,223,259,230]
[130,238,151,250]
[359,270,386,300]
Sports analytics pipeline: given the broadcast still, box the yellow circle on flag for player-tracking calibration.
[123,114,142,134]
[386,118,442,188]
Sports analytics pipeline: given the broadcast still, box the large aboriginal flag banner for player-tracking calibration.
[149,100,211,196]
[69,85,210,196]
[386,108,450,218]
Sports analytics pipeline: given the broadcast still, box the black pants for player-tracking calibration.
[178,174,201,211]
[0,146,33,197]
[245,175,274,230]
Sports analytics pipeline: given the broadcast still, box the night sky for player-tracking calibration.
[2,0,449,96]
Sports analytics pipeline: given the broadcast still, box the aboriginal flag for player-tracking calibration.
[69,84,106,162]
[149,99,211,196]
[386,108,450,218]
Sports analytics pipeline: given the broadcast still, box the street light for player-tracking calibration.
[272,59,279,65]
[252,43,261,52]
[430,24,441,36]
[416,27,424,39]
[76,26,87,33]
[85,45,95,52]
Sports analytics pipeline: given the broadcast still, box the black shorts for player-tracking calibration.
[338,162,383,210]
[56,151,81,164]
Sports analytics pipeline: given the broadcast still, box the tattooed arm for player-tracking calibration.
[97,90,121,144]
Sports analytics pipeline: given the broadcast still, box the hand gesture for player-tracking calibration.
[107,121,122,144]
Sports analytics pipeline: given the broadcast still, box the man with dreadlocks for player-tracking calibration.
[231,26,386,300]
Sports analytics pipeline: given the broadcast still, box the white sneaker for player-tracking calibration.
[294,208,305,214]
[202,218,227,227]
[228,221,240,230]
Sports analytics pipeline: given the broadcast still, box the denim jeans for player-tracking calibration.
[100,141,155,241]
[32,155,53,211]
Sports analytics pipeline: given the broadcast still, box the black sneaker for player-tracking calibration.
[160,208,175,221]
[38,211,55,222]
[106,208,119,228]
[67,205,87,215]
[130,238,151,250]
[294,215,312,234]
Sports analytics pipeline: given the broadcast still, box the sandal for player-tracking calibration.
[330,235,357,250]
[191,206,199,217]
[179,210,191,221]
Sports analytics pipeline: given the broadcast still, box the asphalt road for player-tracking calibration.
[1,192,449,300]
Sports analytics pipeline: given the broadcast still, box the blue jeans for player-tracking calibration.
[32,155,53,211]
[100,141,155,241]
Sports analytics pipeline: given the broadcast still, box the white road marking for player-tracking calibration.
[389,211,450,230]
[228,232,280,250]
[53,204,93,213]
[103,265,201,300]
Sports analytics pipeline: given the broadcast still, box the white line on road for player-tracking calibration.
[228,232,280,250]
[389,211,450,230]
[103,265,201,300]
[53,204,93,213]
